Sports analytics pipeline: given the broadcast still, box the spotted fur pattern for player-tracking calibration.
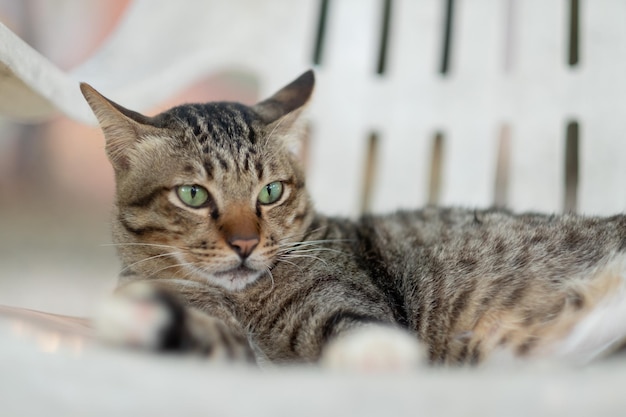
[82,71,626,367]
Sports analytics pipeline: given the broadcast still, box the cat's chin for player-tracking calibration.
[206,266,264,292]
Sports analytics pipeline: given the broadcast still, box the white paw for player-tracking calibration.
[93,282,175,350]
[321,325,425,372]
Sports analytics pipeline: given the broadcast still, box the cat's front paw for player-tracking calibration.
[321,325,425,372]
[94,281,255,363]
[94,281,182,351]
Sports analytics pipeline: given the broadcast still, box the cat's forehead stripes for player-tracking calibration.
[160,102,267,180]
[164,103,259,148]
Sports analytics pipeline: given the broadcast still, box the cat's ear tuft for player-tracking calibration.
[253,70,314,125]
[253,71,315,156]
[80,83,154,170]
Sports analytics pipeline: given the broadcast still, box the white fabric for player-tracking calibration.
[1,313,625,417]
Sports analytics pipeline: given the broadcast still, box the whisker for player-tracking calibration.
[280,253,328,266]
[265,267,275,294]
[275,257,304,273]
[276,226,330,243]
[276,241,345,250]
[264,116,288,149]
[275,240,348,257]
[102,242,182,250]
[277,238,352,247]
[119,251,181,275]
[145,261,197,280]
[179,264,201,282]
[282,247,346,256]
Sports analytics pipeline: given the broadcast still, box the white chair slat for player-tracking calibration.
[454,0,505,77]
[318,0,382,77]
[308,0,384,215]
[387,0,441,79]
[371,121,434,212]
[437,0,504,208]
[577,0,626,214]
[0,22,87,122]
[371,0,442,212]
[505,0,566,213]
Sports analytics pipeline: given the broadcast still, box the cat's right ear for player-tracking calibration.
[80,83,155,170]
[253,70,314,156]
[252,70,315,125]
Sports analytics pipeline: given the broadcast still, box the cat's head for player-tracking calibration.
[81,71,315,291]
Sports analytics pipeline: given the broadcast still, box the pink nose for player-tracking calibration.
[228,237,259,259]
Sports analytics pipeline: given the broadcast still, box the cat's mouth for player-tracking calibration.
[214,265,257,279]
[211,265,263,291]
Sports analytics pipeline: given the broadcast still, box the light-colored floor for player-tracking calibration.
[0,203,118,317]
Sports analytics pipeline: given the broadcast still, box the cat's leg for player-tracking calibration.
[320,324,426,372]
[481,253,626,366]
[544,253,626,363]
[94,280,256,362]
[257,280,427,370]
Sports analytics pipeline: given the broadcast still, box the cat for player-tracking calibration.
[81,70,626,370]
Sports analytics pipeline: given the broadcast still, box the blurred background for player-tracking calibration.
[1,0,626,317]
[0,0,261,315]
[2,3,626,415]
[0,1,125,316]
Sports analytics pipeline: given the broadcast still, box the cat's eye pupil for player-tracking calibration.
[177,184,209,208]
[258,181,283,205]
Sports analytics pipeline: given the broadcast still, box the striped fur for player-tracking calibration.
[82,71,626,366]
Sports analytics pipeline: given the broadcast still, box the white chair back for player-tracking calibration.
[2,0,625,216]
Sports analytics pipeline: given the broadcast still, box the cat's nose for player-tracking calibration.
[228,237,259,259]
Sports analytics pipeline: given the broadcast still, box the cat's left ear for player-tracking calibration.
[80,83,160,171]
[253,70,314,154]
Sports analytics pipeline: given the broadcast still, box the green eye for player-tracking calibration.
[177,185,209,208]
[258,182,284,205]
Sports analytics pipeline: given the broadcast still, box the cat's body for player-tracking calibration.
[82,71,626,369]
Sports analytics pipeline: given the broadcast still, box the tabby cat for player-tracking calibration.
[81,71,626,369]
